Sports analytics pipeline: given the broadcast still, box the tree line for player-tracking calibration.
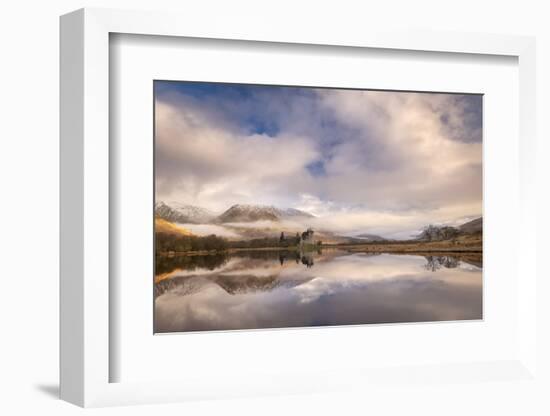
[156,230,322,254]
[156,232,228,253]
[416,224,461,241]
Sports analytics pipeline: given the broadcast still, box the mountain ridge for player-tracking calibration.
[353,233,387,242]
[216,204,315,223]
[155,201,215,224]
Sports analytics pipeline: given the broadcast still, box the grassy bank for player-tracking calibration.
[157,238,482,257]
[331,242,482,253]
[329,233,482,253]
[157,245,316,256]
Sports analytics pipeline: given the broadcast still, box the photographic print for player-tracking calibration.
[154,81,483,333]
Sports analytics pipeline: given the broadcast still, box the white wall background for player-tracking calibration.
[0,1,548,415]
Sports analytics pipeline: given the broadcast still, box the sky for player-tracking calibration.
[154,81,482,239]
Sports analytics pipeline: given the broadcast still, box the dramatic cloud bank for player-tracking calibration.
[155,82,482,238]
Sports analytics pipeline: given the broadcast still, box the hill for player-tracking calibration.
[154,217,194,237]
[416,217,482,241]
[459,217,483,234]
[353,233,387,242]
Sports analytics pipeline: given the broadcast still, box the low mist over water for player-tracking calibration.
[154,250,482,333]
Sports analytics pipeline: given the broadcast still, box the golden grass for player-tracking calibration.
[154,218,194,236]
[334,234,482,253]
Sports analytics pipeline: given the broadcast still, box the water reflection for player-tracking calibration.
[423,254,482,271]
[154,250,482,333]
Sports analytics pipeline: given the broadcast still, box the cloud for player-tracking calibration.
[155,99,319,212]
[316,90,482,212]
[155,82,482,236]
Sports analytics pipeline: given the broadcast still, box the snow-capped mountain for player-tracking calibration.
[216,204,315,223]
[155,201,215,224]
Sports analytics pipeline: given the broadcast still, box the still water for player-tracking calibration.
[154,250,482,333]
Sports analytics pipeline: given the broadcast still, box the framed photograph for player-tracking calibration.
[152,80,484,334]
[60,8,538,407]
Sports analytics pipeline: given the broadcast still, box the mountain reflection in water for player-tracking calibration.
[154,250,482,333]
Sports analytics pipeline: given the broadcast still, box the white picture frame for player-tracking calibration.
[60,7,538,407]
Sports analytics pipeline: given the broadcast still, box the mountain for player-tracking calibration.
[155,201,215,224]
[154,218,194,236]
[217,204,279,222]
[280,208,316,219]
[353,233,387,242]
[459,217,483,234]
[216,204,315,223]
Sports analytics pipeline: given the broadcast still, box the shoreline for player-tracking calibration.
[157,242,482,257]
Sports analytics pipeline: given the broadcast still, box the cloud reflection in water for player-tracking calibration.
[154,252,482,333]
